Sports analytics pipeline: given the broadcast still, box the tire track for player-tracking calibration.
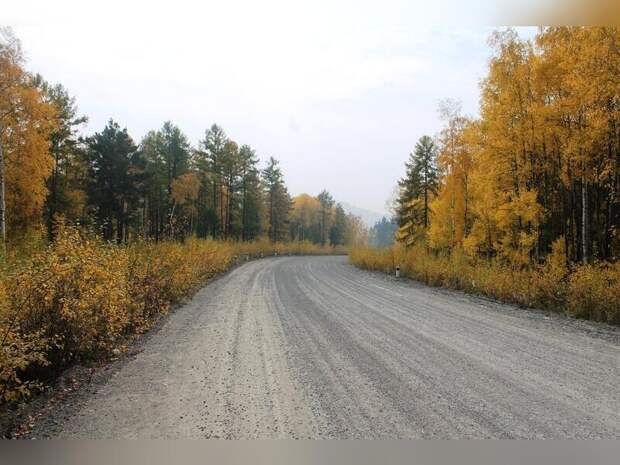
[28,256,620,439]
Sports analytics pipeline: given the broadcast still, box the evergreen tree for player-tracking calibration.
[85,120,140,243]
[330,203,347,246]
[137,122,191,239]
[369,217,397,248]
[137,129,167,240]
[262,157,291,242]
[317,190,334,245]
[415,136,439,228]
[396,135,438,246]
[221,140,241,238]
[238,144,261,240]
[198,124,227,237]
[35,78,88,239]
[160,121,191,199]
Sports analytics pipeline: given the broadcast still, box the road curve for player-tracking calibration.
[31,256,620,438]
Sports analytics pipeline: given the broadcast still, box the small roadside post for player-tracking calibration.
[395,265,400,278]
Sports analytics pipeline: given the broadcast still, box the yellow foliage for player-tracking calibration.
[567,262,620,323]
[494,190,542,265]
[396,198,426,247]
[291,194,321,230]
[6,228,131,360]
[1,36,58,237]
[171,172,200,204]
[427,28,620,264]
[0,227,344,403]
[350,243,620,326]
[428,108,475,251]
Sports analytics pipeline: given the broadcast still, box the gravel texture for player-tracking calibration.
[27,256,620,439]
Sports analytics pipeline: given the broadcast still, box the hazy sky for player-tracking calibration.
[4,1,535,214]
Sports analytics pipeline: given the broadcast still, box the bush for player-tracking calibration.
[0,228,344,404]
[350,244,620,325]
[5,229,131,364]
[566,262,620,324]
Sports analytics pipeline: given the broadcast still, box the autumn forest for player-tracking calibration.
[354,27,620,327]
[394,28,620,265]
[0,29,367,252]
[1,26,620,406]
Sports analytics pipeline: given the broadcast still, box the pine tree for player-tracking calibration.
[35,78,88,239]
[330,203,347,246]
[317,190,334,245]
[221,140,241,239]
[137,122,191,239]
[262,157,291,242]
[198,124,227,238]
[369,217,396,248]
[238,144,261,240]
[396,135,438,246]
[85,120,140,243]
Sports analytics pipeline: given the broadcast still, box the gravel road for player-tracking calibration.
[30,256,620,439]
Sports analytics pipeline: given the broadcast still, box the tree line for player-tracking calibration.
[0,28,366,252]
[368,217,396,248]
[395,27,620,265]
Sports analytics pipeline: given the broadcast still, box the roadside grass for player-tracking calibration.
[0,227,346,405]
[349,244,620,326]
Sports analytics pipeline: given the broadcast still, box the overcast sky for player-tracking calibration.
[4,1,536,214]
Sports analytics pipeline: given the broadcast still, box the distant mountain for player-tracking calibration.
[340,202,386,228]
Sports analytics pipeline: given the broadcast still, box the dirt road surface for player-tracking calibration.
[29,256,620,439]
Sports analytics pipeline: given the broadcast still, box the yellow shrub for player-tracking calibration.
[123,238,241,333]
[1,273,51,402]
[234,237,346,258]
[349,246,394,272]
[567,262,620,324]
[533,238,569,308]
[6,228,131,361]
[350,243,619,325]
[0,228,346,404]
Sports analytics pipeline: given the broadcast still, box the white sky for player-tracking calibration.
[4,0,536,214]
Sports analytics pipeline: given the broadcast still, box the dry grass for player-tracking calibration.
[0,227,344,403]
[350,243,620,326]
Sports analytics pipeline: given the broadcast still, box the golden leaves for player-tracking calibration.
[0,41,57,236]
[350,243,620,325]
[0,227,344,404]
[171,172,200,204]
[426,27,620,264]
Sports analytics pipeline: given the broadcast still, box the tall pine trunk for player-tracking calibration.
[212,178,217,237]
[269,191,274,242]
[241,175,246,241]
[226,176,233,239]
